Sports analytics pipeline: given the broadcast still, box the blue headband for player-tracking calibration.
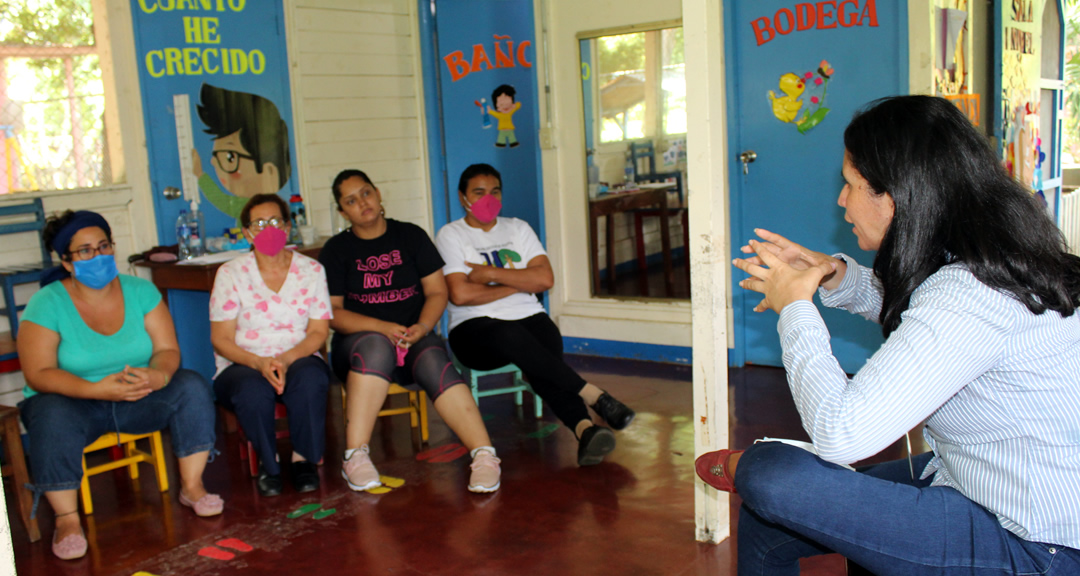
[51,211,112,257]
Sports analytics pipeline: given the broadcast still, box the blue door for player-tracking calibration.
[725,1,907,373]
[417,0,545,239]
[130,0,299,244]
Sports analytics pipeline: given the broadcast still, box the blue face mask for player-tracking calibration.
[72,254,118,289]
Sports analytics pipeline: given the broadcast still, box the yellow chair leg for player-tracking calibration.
[408,390,419,429]
[126,441,140,482]
[151,431,169,493]
[80,458,94,515]
[419,391,429,443]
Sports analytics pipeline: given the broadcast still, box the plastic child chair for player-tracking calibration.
[80,431,169,515]
[451,356,542,419]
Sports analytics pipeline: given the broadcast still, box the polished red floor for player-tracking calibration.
[7,361,919,575]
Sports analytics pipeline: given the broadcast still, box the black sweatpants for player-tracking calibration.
[449,313,590,429]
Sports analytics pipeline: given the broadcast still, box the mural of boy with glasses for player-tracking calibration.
[192,83,293,221]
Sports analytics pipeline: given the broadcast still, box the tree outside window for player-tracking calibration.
[596,28,686,144]
[0,0,112,194]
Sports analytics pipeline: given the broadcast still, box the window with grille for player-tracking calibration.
[1,0,115,195]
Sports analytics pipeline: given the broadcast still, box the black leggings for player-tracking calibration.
[331,332,465,401]
[449,313,590,428]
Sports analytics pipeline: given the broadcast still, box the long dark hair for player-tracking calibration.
[844,95,1080,336]
[331,169,375,210]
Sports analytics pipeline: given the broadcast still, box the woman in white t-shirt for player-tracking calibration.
[436,163,636,466]
[210,194,332,497]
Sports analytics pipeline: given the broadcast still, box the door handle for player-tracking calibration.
[739,150,757,175]
[163,186,182,200]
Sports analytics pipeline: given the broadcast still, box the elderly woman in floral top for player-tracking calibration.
[210,194,332,496]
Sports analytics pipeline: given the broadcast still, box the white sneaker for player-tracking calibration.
[468,449,501,493]
[342,445,382,491]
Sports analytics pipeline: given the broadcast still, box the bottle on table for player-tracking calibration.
[289,193,306,245]
[175,208,205,260]
[176,209,191,260]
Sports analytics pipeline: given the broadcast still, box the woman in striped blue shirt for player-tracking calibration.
[698,96,1080,575]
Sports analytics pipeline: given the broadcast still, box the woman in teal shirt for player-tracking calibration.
[16,211,219,561]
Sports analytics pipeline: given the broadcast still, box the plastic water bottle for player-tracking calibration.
[624,153,635,183]
[187,208,205,257]
[289,194,306,226]
[289,194,306,245]
[176,210,192,260]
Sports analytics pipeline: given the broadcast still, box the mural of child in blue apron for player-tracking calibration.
[192,84,292,221]
[489,84,522,148]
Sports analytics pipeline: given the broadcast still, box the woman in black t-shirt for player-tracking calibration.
[320,169,501,494]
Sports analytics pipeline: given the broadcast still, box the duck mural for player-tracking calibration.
[768,61,835,134]
[768,73,805,123]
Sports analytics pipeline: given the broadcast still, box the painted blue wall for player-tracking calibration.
[563,337,691,366]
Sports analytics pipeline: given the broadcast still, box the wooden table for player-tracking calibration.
[135,243,323,297]
[588,183,675,297]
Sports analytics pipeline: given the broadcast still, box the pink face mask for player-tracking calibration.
[253,226,288,256]
[466,195,502,223]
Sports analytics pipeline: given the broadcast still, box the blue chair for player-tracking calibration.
[451,356,542,419]
[0,198,52,366]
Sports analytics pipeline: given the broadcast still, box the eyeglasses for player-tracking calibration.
[211,149,255,174]
[246,217,286,230]
[68,241,115,260]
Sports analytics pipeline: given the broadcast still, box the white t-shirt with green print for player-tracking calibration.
[435,217,547,331]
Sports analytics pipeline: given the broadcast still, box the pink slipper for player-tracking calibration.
[179,491,224,517]
[52,531,87,560]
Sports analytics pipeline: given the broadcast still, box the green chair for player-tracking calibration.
[452,357,542,419]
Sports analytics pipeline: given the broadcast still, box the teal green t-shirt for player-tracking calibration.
[20,274,163,398]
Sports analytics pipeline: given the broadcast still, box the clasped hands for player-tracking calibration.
[733,229,843,314]
[252,355,289,395]
[102,365,167,402]
[381,320,428,352]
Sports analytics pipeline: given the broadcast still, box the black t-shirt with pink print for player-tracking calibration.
[319,219,444,341]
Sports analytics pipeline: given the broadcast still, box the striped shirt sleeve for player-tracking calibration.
[779,262,1010,465]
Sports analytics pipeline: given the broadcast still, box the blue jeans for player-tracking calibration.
[735,442,1080,575]
[18,368,216,492]
[213,356,329,476]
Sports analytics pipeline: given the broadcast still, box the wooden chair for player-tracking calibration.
[451,356,542,419]
[0,336,18,376]
[628,141,690,296]
[80,431,169,515]
[0,198,52,365]
[0,405,40,542]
